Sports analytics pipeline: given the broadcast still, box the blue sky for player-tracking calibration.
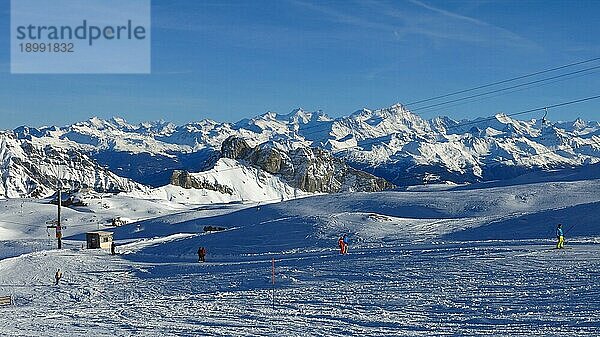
[0,0,599,129]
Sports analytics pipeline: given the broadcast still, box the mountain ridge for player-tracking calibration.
[2,103,599,198]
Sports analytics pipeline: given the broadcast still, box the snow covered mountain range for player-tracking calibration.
[0,131,145,198]
[2,103,599,198]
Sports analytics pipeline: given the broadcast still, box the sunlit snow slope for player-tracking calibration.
[1,173,600,336]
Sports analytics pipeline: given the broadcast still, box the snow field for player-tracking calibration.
[0,177,599,335]
[0,241,599,336]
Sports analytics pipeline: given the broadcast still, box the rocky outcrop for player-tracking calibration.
[170,170,233,194]
[221,136,394,193]
[221,136,252,160]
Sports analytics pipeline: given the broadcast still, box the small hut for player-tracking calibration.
[86,231,113,249]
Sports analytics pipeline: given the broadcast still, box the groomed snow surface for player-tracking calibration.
[1,176,600,336]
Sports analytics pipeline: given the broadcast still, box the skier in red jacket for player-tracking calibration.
[338,236,345,254]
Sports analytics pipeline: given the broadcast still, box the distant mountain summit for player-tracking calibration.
[2,103,599,198]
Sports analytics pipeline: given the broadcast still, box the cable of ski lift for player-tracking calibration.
[407,65,600,113]
[402,67,600,116]
[404,57,600,106]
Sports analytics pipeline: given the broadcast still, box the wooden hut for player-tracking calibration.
[86,231,113,249]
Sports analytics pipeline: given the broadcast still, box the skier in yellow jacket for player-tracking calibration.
[556,224,565,249]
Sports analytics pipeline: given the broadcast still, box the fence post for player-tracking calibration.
[272,258,275,310]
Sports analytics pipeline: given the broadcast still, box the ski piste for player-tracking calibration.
[2,239,600,336]
[1,158,599,335]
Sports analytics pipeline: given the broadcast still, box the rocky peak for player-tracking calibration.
[221,136,253,160]
[220,136,393,193]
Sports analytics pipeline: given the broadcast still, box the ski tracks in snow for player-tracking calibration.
[1,241,600,336]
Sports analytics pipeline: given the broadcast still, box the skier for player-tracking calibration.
[198,246,206,263]
[343,234,349,254]
[54,269,62,285]
[556,224,565,249]
[338,236,345,254]
[111,241,116,255]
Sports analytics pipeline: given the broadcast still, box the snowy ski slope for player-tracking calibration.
[0,173,599,336]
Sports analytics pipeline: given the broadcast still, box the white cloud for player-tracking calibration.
[290,0,538,50]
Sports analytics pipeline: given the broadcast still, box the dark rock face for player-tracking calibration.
[220,136,394,193]
[221,136,252,160]
[248,144,285,174]
[170,170,233,194]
